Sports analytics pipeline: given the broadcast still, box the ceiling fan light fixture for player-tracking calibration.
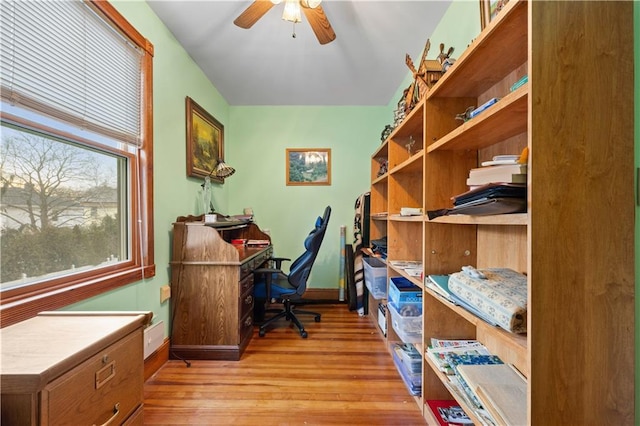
[282,0,301,23]
[301,0,322,8]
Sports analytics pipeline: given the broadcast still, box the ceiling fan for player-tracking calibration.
[234,0,336,45]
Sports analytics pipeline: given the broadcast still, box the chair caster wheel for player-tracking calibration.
[300,330,308,338]
[314,316,321,322]
[259,329,266,337]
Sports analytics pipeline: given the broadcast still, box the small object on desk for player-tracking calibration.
[246,239,270,247]
[231,239,246,246]
[204,213,217,223]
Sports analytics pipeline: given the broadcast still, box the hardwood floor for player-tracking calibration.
[143,303,426,425]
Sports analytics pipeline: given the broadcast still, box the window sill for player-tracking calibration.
[1,264,155,327]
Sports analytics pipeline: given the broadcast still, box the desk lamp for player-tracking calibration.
[201,160,236,219]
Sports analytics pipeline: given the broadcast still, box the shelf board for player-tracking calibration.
[389,99,424,140]
[428,213,527,226]
[388,266,423,288]
[389,149,424,175]
[389,214,424,222]
[361,247,386,259]
[372,139,388,159]
[427,0,528,99]
[371,173,388,185]
[370,212,388,220]
[427,85,528,153]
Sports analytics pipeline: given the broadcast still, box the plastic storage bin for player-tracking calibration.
[389,302,422,344]
[388,276,422,313]
[392,344,421,396]
[363,257,387,299]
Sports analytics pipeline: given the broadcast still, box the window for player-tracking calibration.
[0,0,154,326]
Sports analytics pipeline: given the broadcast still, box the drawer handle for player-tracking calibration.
[244,294,253,305]
[244,316,253,326]
[95,360,116,389]
[93,402,120,426]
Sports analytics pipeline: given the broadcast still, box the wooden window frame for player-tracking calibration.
[0,1,155,327]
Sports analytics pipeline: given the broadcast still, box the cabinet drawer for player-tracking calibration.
[240,310,254,344]
[239,273,254,296]
[42,330,143,426]
[122,404,144,426]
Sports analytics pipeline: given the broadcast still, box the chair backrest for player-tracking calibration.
[287,206,331,296]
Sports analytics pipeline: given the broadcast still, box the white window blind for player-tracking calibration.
[0,0,143,146]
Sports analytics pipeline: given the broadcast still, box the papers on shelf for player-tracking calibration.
[480,154,520,167]
[389,260,423,277]
[426,339,527,426]
[457,364,527,426]
[400,207,423,216]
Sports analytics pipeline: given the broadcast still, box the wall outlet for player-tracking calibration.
[160,285,171,303]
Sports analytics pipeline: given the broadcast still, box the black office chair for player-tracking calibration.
[253,206,331,338]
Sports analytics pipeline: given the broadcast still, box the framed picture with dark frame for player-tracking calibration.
[185,96,225,183]
[480,0,509,30]
[286,148,331,186]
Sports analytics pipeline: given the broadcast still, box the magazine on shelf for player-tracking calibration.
[427,343,491,375]
[456,364,527,426]
[426,399,473,426]
[425,274,453,301]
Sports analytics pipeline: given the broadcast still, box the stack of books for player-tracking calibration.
[426,339,526,426]
[466,161,527,188]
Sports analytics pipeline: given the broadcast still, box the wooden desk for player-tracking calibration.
[169,218,272,361]
[0,311,152,426]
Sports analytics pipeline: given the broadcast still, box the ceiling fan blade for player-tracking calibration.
[234,0,275,29]
[301,5,336,45]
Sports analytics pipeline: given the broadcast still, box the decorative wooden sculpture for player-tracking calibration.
[404,39,445,114]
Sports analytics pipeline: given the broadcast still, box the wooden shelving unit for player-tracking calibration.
[368,1,635,424]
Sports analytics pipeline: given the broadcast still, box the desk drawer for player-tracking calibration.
[42,330,143,425]
[240,273,254,296]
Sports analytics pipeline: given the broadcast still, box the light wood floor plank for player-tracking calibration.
[144,304,425,425]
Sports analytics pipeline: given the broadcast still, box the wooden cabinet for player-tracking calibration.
[369,1,635,424]
[170,218,272,361]
[0,312,152,426]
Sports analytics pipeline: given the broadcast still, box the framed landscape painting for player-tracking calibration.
[286,148,331,186]
[480,0,509,29]
[186,96,224,182]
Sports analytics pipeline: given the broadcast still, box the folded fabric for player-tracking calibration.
[448,268,527,334]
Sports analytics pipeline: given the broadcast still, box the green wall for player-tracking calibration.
[227,106,387,290]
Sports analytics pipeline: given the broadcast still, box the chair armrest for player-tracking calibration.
[253,267,283,302]
[268,256,291,269]
[253,267,281,275]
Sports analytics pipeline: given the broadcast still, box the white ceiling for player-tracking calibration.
[146,0,452,106]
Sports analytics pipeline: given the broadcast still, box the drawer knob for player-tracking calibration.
[244,316,253,326]
[93,402,120,426]
[245,295,253,305]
